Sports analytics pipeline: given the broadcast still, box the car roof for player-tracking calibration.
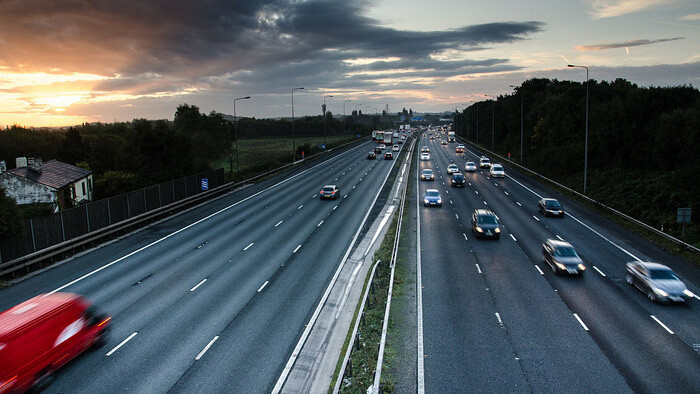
[633,261,672,270]
[546,239,573,248]
[426,189,439,193]
[323,184,336,188]
[542,198,558,202]
[422,168,433,172]
[474,209,495,216]
[448,163,458,167]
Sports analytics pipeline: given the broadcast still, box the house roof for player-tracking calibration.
[8,159,91,190]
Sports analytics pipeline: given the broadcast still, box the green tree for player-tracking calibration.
[0,187,23,239]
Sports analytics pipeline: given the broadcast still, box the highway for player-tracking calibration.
[0,138,402,393]
[415,134,700,392]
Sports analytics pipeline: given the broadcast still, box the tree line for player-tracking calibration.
[455,78,699,246]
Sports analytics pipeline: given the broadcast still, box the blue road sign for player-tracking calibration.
[201,178,209,191]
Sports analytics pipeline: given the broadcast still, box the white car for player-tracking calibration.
[479,157,491,168]
[490,164,505,178]
[465,161,477,172]
[420,153,430,161]
[447,164,459,174]
[392,145,400,151]
[379,144,386,150]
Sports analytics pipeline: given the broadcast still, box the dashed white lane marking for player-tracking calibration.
[257,280,269,292]
[106,332,138,356]
[516,202,522,206]
[494,183,499,187]
[275,220,283,227]
[592,266,606,276]
[297,205,303,209]
[510,234,517,241]
[455,214,459,219]
[535,265,544,275]
[293,244,302,253]
[573,313,589,331]
[495,313,503,326]
[352,185,356,189]
[475,264,482,274]
[651,315,674,334]
[190,278,207,292]
[556,235,563,241]
[317,220,324,227]
[243,242,254,251]
[312,194,317,198]
[483,201,488,205]
[333,206,338,210]
[344,195,348,199]
[450,200,453,204]
[463,233,468,241]
[334,178,338,181]
[195,336,219,360]
[475,191,479,195]
[533,215,540,222]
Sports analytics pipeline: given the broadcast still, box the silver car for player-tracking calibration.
[465,161,477,172]
[626,261,695,303]
[542,239,585,275]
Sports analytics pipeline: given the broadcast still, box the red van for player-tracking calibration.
[0,293,110,393]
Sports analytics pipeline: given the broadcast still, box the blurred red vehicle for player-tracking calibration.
[0,293,110,393]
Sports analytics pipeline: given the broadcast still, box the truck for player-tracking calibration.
[383,131,393,145]
[372,130,381,141]
[0,293,111,392]
[448,131,456,142]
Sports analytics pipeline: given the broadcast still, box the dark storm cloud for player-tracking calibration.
[575,37,685,51]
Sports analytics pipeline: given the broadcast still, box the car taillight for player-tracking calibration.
[97,316,111,327]
[0,376,17,392]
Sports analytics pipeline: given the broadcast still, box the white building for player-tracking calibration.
[0,159,93,209]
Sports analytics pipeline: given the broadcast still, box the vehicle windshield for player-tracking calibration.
[453,175,463,180]
[323,187,334,192]
[481,159,490,163]
[546,200,562,208]
[492,165,503,171]
[426,191,440,197]
[423,170,432,174]
[449,165,457,169]
[466,162,475,166]
[555,246,578,257]
[649,269,677,280]
[477,215,497,225]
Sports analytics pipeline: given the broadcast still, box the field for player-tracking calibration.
[212,134,358,180]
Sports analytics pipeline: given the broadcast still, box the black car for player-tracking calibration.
[538,198,564,217]
[384,152,393,160]
[451,173,465,187]
[374,147,382,154]
[626,261,694,303]
[471,209,500,239]
[367,152,377,160]
[542,239,585,275]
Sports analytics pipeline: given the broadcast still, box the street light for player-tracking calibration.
[291,87,304,161]
[233,95,251,177]
[343,99,351,134]
[510,85,524,162]
[323,95,333,149]
[568,64,589,194]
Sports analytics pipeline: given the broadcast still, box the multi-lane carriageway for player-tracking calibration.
[0,139,401,393]
[415,135,699,393]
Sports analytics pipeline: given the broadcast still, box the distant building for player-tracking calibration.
[0,159,93,209]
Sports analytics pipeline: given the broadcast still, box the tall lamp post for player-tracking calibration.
[510,85,524,162]
[291,87,304,161]
[233,95,251,177]
[568,64,589,194]
[323,95,333,149]
[343,99,352,134]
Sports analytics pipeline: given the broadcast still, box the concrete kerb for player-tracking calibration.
[279,140,415,393]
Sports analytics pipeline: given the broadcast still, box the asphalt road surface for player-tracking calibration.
[416,134,699,393]
[0,139,401,393]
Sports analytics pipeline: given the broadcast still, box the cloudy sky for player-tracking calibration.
[0,0,698,127]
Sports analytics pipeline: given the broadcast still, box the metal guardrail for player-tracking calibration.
[459,137,700,255]
[0,137,370,280]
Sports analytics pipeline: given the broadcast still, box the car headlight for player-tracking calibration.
[556,262,566,270]
[654,288,669,297]
[424,198,430,204]
[437,199,442,204]
[494,228,500,233]
[475,227,483,232]
[683,289,695,298]
[578,264,586,271]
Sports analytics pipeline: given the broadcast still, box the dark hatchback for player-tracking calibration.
[367,152,376,159]
[451,173,466,187]
[542,239,585,275]
[538,198,564,217]
[471,209,500,239]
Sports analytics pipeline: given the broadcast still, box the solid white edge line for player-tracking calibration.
[510,234,517,241]
[243,242,254,251]
[573,313,589,331]
[650,315,674,334]
[190,278,207,292]
[257,281,269,293]
[293,244,302,253]
[535,265,544,275]
[274,137,404,394]
[475,264,482,274]
[195,336,219,360]
[592,266,606,277]
[47,140,372,295]
[416,142,426,394]
[106,332,137,356]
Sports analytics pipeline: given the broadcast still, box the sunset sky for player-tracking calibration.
[1,0,698,127]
